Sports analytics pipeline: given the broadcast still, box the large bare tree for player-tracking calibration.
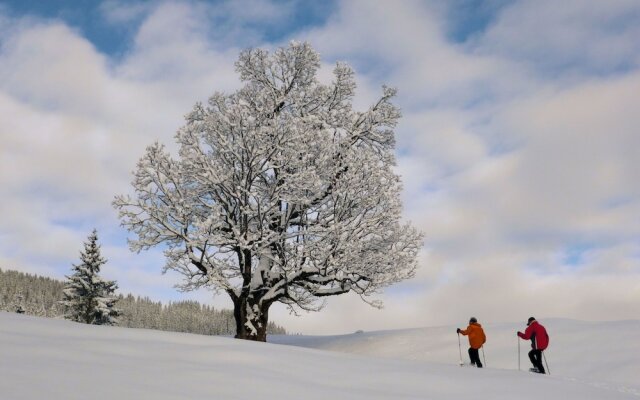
[114,42,422,341]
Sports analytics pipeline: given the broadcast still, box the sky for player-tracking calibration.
[1,0,639,335]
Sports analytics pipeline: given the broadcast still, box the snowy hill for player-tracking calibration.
[271,318,640,394]
[1,312,638,399]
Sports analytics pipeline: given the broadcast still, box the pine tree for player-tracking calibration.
[14,292,25,314]
[61,230,120,325]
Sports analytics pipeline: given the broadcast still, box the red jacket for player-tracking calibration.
[518,321,549,350]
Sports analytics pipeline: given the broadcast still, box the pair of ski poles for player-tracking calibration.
[517,336,550,374]
[456,332,549,373]
[457,332,486,367]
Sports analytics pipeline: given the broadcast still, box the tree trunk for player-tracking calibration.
[233,296,269,342]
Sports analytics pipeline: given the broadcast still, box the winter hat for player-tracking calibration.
[469,317,477,323]
[527,317,536,326]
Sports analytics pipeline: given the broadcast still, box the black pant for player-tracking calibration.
[528,349,545,373]
[468,348,483,367]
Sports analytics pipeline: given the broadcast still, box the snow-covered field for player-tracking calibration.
[271,318,640,394]
[1,312,638,399]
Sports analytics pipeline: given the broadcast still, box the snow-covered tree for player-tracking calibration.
[0,268,64,317]
[1,267,282,334]
[61,230,119,325]
[114,42,423,341]
[14,292,25,314]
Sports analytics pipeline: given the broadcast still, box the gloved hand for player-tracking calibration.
[456,328,461,334]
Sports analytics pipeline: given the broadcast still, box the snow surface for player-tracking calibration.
[271,318,640,394]
[1,312,638,399]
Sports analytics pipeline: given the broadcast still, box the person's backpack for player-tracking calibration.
[537,324,549,350]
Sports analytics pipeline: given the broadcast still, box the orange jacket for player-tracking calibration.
[459,322,486,349]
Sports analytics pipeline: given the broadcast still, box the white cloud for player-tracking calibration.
[303,0,521,105]
[100,1,151,25]
[0,22,109,114]
[483,72,640,242]
[280,0,640,333]
[0,5,241,296]
[476,0,640,76]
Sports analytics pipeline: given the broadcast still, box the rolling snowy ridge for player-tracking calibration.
[1,312,638,399]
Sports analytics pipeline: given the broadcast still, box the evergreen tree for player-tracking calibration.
[14,292,25,314]
[61,230,120,325]
[0,267,287,334]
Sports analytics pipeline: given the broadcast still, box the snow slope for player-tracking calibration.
[1,312,638,400]
[271,319,640,395]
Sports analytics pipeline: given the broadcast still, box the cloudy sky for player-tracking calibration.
[1,0,639,334]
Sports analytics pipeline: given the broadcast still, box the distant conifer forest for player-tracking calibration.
[0,268,287,335]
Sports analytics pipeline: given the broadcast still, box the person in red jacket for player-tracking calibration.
[457,317,486,368]
[518,317,549,374]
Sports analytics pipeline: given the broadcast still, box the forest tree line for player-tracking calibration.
[0,268,287,335]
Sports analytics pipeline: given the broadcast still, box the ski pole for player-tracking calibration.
[458,332,463,366]
[481,345,486,367]
[542,351,550,375]
[517,335,521,371]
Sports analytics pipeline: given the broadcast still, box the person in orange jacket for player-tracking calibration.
[457,317,487,368]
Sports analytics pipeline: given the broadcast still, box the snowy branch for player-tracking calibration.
[114,42,423,340]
